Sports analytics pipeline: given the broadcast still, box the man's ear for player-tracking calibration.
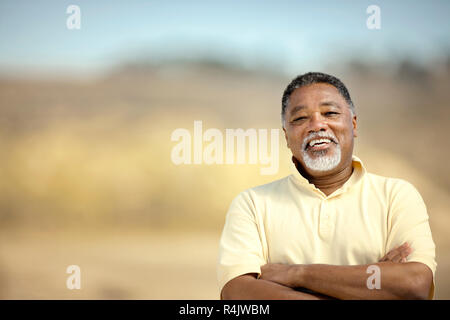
[352,115,358,138]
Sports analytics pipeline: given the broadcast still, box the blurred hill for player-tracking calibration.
[0,59,449,298]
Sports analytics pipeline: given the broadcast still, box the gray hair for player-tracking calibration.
[281,72,355,127]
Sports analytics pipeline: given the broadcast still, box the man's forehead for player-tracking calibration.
[288,83,346,111]
[291,83,341,100]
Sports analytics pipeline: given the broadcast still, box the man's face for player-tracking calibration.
[283,83,357,176]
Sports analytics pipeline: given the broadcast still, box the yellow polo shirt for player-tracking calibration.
[217,155,437,299]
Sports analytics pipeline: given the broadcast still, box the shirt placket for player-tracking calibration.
[319,198,334,241]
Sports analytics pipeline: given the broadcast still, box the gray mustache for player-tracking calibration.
[301,132,338,150]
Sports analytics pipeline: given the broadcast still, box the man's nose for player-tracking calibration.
[307,113,328,133]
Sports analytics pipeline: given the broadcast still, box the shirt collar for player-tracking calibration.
[289,154,367,198]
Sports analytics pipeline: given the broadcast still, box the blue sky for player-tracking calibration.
[0,0,449,76]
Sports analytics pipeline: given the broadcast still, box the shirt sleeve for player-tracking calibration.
[386,179,437,299]
[216,190,267,296]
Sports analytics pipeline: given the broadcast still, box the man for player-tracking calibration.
[217,72,436,300]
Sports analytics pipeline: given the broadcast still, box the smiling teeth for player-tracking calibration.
[309,138,331,147]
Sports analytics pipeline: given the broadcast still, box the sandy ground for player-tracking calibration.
[0,228,221,299]
[1,227,448,300]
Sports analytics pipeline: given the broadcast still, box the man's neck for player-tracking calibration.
[294,157,354,196]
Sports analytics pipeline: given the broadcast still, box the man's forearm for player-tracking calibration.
[221,274,333,300]
[290,262,432,300]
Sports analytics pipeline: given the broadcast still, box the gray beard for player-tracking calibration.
[301,144,341,172]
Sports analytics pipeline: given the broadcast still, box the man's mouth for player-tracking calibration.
[305,138,336,151]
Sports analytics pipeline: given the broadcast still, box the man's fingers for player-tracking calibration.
[390,253,404,263]
[398,245,412,260]
[379,243,412,262]
[384,248,402,261]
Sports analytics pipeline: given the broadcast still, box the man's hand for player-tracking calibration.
[260,263,296,287]
[379,242,413,263]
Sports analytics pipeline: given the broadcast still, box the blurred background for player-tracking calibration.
[0,0,449,299]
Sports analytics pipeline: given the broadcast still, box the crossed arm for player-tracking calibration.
[221,243,433,300]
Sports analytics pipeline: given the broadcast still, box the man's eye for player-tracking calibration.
[325,112,339,116]
[293,117,307,121]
